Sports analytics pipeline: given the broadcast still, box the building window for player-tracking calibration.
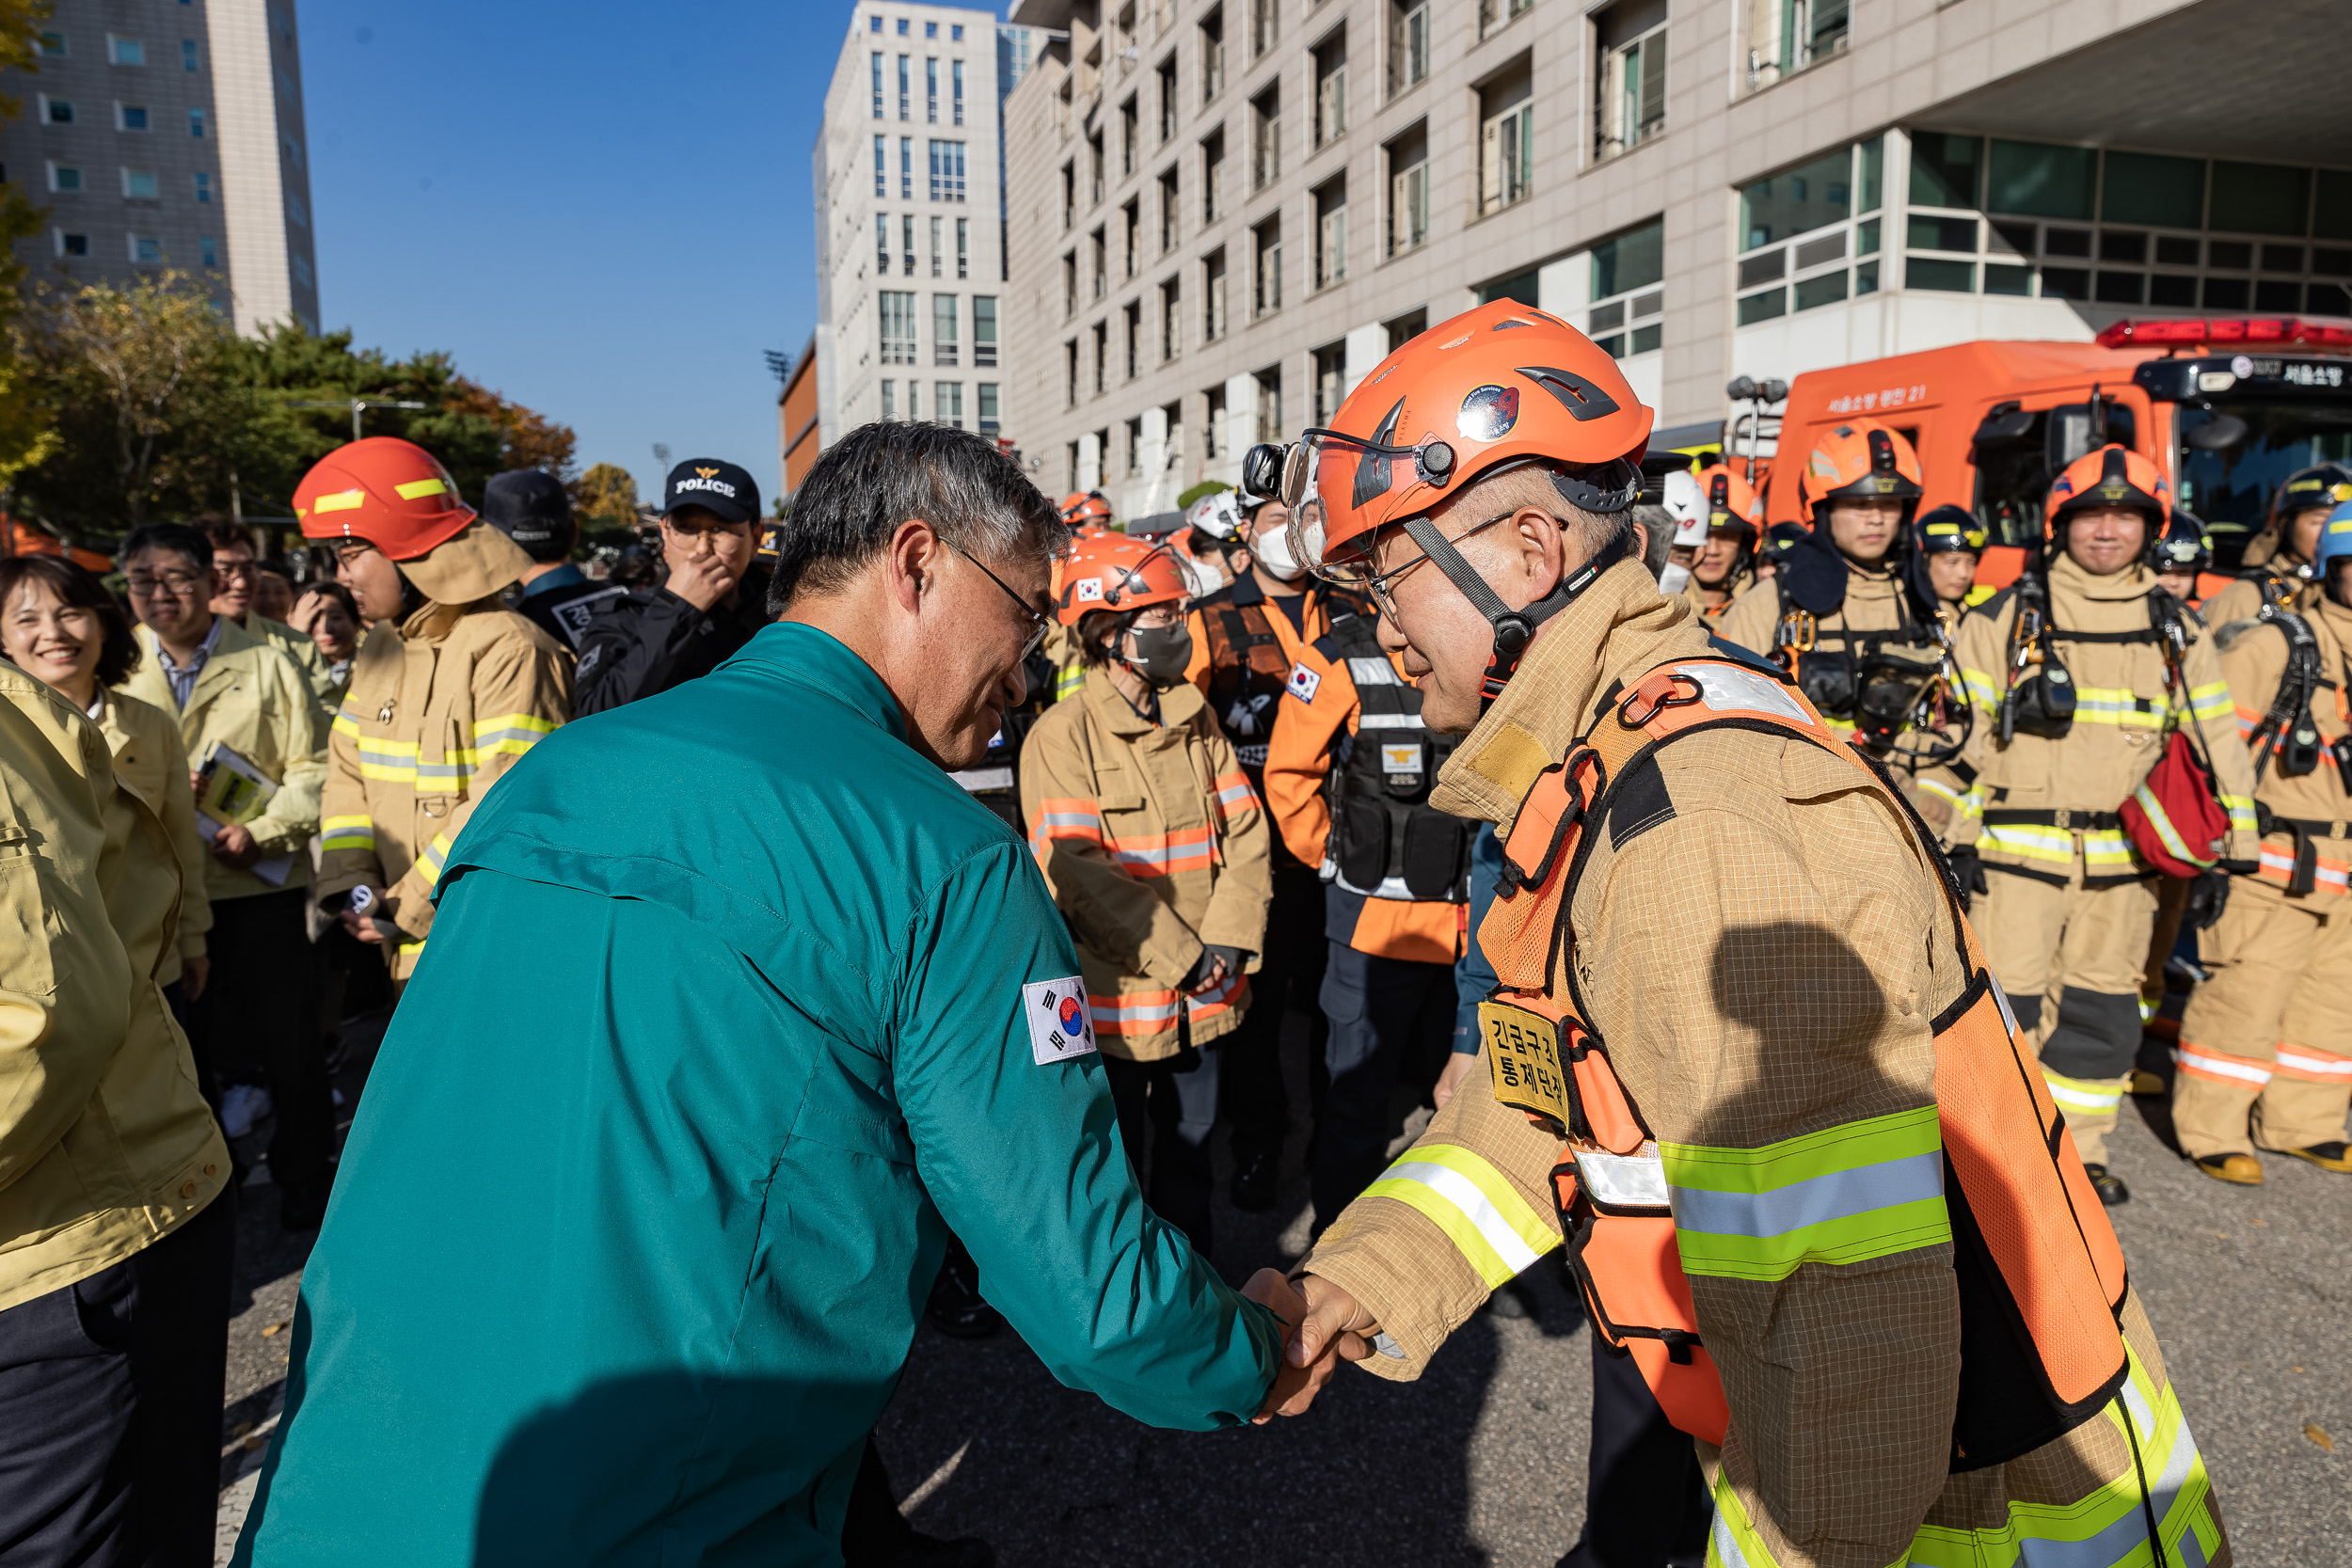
[878,214,891,274]
[898,55,910,119]
[1387,123,1429,256]
[1478,64,1534,215]
[1061,161,1075,230]
[108,36,145,65]
[953,59,964,126]
[1125,418,1144,477]
[880,292,918,365]
[48,164,81,193]
[930,215,943,276]
[194,170,212,202]
[38,31,65,56]
[1251,86,1280,192]
[182,39,199,71]
[1200,8,1224,103]
[938,382,963,429]
[874,135,886,196]
[1202,130,1226,224]
[927,56,939,122]
[1064,250,1079,316]
[291,253,314,289]
[1065,341,1080,406]
[1313,30,1347,150]
[952,24,964,42]
[44,97,72,124]
[1745,0,1848,93]
[123,168,159,198]
[1595,3,1666,161]
[977,382,1000,436]
[1120,97,1138,178]
[935,293,959,365]
[188,107,204,136]
[872,52,884,117]
[1204,247,1228,341]
[1089,129,1105,205]
[1159,167,1181,253]
[869,14,882,31]
[1255,366,1283,443]
[200,234,216,268]
[1386,309,1429,352]
[1253,217,1283,316]
[1735,137,1880,323]
[1161,276,1182,361]
[897,18,908,34]
[1313,342,1348,425]
[1478,0,1534,40]
[118,103,151,131]
[1091,226,1107,299]
[1092,321,1108,394]
[956,217,968,279]
[1157,55,1177,143]
[902,214,917,275]
[925,20,937,38]
[287,192,307,227]
[928,139,965,201]
[58,231,89,257]
[975,295,998,365]
[1389,0,1429,98]
[909,382,922,420]
[1205,385,1227,459]
[882,379,898,419]
[1123,301,1142,379]
[1314,179,1347,289]
[900,136,914,199]
[1251,0,1279,58]
[1589,219,1665,356]
[1121,198,1139,278]
[130,234,164,263]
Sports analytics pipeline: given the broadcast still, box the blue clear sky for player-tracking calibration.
[301,0,1006,508]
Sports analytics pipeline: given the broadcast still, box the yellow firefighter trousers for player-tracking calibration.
[2171,877,2352,1160]
[1980,854,2158,1167]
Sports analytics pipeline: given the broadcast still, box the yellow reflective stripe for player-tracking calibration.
[311,488,365,514]
[1961,665,2001,708]
[1360,1143,1557,1291]
[2186,681,2233,723]
[416,832,454,888]
[331,712,361,738]
[2218,794,2257,836]
[469,711,557,757]
[2067,686,2169,728]
[393,477,448,500]
[2042,1069,2123,1116]
[320,813,374,852]
[2129,780,2211,869]
[2081,829,2139,868]
[1958,785,1984,822]
[1981,824,2079,864]
[1054,662,1086,701]
[1915,776,1965,810]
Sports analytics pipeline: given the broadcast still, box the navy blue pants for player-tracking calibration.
[1220,863,1330,1163]
[1312,942,1455,1231]
[1560,1328,1713,1568]
[1104,1044,1222,1259]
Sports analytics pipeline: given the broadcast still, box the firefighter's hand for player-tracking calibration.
[210,822,262,870]
[1433,1049,1479,1111]
[1253,1273,1375,1421]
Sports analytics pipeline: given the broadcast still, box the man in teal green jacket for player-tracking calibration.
[236,425,1305,1567]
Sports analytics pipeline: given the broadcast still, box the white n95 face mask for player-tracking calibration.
[1656,562,1692,596]
[1253,522,1309,582]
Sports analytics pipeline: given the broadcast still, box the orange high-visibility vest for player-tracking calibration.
[1476,655,2132,1469]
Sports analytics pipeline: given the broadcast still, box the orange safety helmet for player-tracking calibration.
[2045,444,2169,538]
[1058,491,1114,527]
[1795,420,1923,529]
[1053,531,1187,626]
[294,437,476,561]
[1692,462,1763,536]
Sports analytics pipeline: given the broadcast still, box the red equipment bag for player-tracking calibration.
[2120,730,2230,876]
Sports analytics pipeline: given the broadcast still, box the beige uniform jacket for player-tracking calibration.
[1714,558,1927,666]
[1301,562,2224,1568]
[245,613,338,714]
[2209,594,2352,897]
[2198,557,2305,631]
[316,524,571,975]
[118,616,326,904]
[1020,667,1271,1060]
[0,666,230,1311]
[1929,555,2261,878]
[94,688,211,987]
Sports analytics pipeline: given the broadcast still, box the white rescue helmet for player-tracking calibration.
[1185,488,1248,545]
[1654,469,1710,595]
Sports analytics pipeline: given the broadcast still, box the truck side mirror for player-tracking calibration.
[1972,404,2035,444]
[2184,412,2248,451]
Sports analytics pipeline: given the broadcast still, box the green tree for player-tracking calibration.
[0,0,62,487]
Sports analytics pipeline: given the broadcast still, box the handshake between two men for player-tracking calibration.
[1237,1270,1379,1423]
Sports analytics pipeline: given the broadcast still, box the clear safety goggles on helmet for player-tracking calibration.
[1279,428,1640,586]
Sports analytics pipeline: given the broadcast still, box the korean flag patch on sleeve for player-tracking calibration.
[1285,661,1322,705]
[1024,975,1098,1064]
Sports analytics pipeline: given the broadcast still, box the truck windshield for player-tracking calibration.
[2177,401,2352,566]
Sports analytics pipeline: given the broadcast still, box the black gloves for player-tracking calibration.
[1184,944,1248,990]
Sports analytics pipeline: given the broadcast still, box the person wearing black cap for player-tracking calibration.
[572,458,773,714]
[485,467,625,652]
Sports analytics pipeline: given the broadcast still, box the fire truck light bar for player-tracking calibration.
[2096,317,2352,350]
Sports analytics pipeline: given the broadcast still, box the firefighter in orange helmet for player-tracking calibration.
[298,438,573,984]
[1020,531,1271,1255]
[1679,461,1763,618]
[1058,491,1116,529]
[1921,444,2260,1203]
[1258,304,2231,1568]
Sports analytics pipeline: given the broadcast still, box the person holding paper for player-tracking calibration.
[117,522,335,1231]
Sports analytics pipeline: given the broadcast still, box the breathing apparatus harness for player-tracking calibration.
[1767,531,1966,765]
[2243,602,2327,784]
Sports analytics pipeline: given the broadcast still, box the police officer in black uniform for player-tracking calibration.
[573,459,773,714]
[485,468,625,653]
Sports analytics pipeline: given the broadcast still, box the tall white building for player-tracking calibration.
[996,0,2352,519]
[0,0,318,334]
[812,3,1016,454]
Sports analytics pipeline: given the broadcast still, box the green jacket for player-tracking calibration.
[235,622,1281,1567]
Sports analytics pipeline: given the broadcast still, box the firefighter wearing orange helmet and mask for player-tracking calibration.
[1676,461,1764,619]
[1921,445,2260,1204]
[1020,531,1271,1255]
[1254,301,2231,1568]
[297,438,574,984]
[1718,421,1954,766]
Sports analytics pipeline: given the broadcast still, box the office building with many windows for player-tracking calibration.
[812,3,1024,456]
[996,0,2352,515]
[0,0,320,333]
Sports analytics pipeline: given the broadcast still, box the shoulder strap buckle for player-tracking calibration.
[1617,670,1704,730]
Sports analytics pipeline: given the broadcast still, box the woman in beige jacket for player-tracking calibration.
[1022,532,1271,1255]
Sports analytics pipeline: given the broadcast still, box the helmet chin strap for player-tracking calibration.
[1400,516,1632,714]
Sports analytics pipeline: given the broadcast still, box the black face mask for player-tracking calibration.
[1121,623,1195,688]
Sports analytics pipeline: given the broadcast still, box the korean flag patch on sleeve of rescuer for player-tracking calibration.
[1285,661,1322,705]
[1023,975,1099,1065]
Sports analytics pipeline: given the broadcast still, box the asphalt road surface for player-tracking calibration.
[215,1014,2352,1565]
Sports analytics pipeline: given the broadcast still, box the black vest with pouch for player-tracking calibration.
[1319,613,1471,903]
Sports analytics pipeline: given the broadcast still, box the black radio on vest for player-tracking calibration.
[1318,614,1470,902]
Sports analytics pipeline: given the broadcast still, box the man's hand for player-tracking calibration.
[339,890,397,945]
[1433,1049,1479,1110]
[182,954,209,1003]
[1184,943,1245,996]
[211,822,262,870]
[664,548,741,612]
[1248,1271,1376,1422]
